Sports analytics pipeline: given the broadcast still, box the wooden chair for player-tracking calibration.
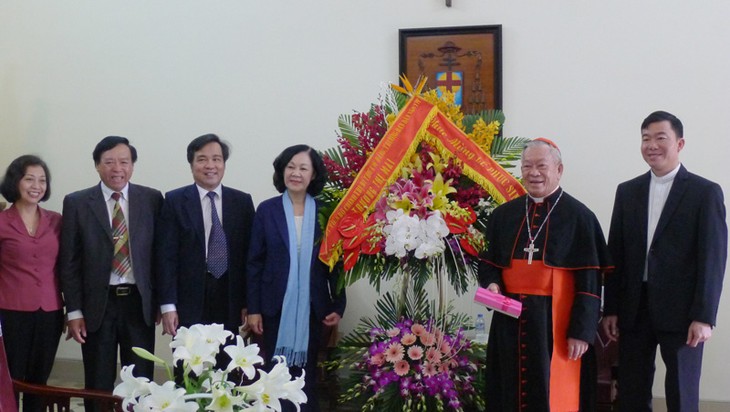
[12,379,124,412]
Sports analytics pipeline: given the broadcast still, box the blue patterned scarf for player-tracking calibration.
[274,191,314,367]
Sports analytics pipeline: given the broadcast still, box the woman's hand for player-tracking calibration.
[247,314,264,335]
[322,312,341,327]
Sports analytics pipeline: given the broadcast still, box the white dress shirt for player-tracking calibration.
[644,164,681,281]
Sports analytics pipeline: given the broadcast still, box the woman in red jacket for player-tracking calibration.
[0,155,64,411]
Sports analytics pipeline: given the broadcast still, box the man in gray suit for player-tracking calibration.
[60,136,162,411]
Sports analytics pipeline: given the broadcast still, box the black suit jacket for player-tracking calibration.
[604,165,727,332]
[59,183,163,332]
[156,184,255,331]
[246,196,346,322]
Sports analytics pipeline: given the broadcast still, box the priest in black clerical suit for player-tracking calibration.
[479,138,611,412]
[602,111,727,412]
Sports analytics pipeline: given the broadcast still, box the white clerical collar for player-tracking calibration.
[196,184,223,200]
[528,186,561,204]
[651,164,681,184]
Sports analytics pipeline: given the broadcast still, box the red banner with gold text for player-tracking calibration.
[319,96,525,269]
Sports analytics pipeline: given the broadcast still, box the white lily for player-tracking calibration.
[134,381,198,412]
[169,325,197,351]
[174,338,219,376]
[115,324,305,411]
[281,370,307,410]
[224,336,264,379]
[205,383,244,412]
[201,369,234,392]
[193,323,233,346]
[239,357,293,412]
[113,365,150,409]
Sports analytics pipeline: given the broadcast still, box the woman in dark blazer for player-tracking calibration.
[0,155,64,411]
[247,145,346,412]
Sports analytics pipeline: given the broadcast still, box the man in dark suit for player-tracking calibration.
[157,134,254,338]
[60,136,163,411]
[602,111,727,412]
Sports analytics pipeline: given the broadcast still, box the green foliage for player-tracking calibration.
[337,250,477,297]
[490,135,531,170]
[462,110,506,134]
[316,186,344,236]
[337,113,361,147]
[395,92,409,110]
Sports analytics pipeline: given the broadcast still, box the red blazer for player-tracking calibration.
[0,205,63,312]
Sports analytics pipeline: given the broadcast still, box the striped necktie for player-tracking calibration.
[111,192,131,280]
[206,191,228,278]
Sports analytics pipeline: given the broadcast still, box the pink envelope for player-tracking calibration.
[474,287,522,318]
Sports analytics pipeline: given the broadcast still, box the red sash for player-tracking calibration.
[503,259,580,412]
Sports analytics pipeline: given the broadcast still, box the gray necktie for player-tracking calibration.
[206,191,228,278]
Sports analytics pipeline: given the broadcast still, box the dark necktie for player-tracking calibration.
[111,192,131,280]
[206,191,228,278]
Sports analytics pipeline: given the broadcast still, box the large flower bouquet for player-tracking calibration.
[319,78,526,411]
[114,324,305,412]
[319,77,527,297]
[335,293,485,412]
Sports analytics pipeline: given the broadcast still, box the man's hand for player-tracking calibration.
[601,315,619,342]
[567,338,588,360]
[66,318,87,344]
[687,321,712,347]
[162,311,179,337]
[248,314,263,336]
[323,312,342,327]
[487,283,501,294]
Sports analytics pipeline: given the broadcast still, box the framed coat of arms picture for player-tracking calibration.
[399,25,502,114]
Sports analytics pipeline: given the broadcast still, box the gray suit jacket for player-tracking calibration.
[59,182,163,332]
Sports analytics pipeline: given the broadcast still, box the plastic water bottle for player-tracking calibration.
[474,313,488,343]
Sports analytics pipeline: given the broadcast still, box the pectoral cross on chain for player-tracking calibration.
[523,190,564,266]
[524,242,539,265]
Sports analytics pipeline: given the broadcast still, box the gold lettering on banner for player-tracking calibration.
[320,96,525,267]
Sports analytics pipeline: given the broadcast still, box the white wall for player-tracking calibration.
[2,0,729,401]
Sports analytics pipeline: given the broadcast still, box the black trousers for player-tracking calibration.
[174,272,233,381]
[82,285,155,412]
[0,308,63,412]
[200,271,231,328]
[618,286,703,412]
